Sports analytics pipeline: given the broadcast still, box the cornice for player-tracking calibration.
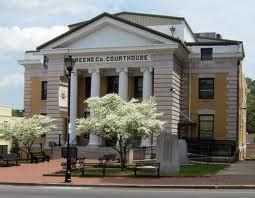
[39,44,178,56]
[18,59,42,66]
[190,52,243,59]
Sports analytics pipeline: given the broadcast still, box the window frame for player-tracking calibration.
[201,48,213,61]
[85,77,91,98]
[107,76,119,94]
[41,81,47,100]
[134,76,143,98]
[199,78,214,99]
[198,114,214,140]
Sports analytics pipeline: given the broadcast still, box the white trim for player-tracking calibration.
[190,52,243,59]
[39,43,178,55]
[197,109,215,114]
[18,59,42,65]
[198,73,215,78]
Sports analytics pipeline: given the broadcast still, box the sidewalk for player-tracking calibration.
[1,159,255,188]
[217,160,255,175]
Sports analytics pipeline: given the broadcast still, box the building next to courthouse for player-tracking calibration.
[18,12,246,160]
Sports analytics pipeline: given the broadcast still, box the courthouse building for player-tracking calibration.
[18,12,246,160]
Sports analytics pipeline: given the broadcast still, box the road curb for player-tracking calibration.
[1,182,255,189]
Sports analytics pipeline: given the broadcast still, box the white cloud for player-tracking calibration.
[0,73,24,88]
[0,26,68,53]
[0,0,100,15]
[0,25,69,108]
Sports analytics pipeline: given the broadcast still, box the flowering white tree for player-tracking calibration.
[76,94,165,170]
[0,115,56,160]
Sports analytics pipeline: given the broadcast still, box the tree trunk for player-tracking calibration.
[114,137,127,171]
[26,147,32,161]
[26,152,30,161]
[120,151,126,171]
[118,137,125,171]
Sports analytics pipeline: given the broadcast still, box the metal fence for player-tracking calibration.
[185,138,236,157]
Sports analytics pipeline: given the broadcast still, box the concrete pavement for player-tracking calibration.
[1,159,255,188]
[217,160,255,175]
[0,185,255,198]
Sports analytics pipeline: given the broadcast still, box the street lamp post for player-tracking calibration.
[64,55,76,183]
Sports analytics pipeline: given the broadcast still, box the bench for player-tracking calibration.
[2,153,20,166]
[98,154,117,163]
[61,157,86,171]
[30,151,50,163]
[80,162,106,176]
[133,162,160,177]
[79,161,160,177]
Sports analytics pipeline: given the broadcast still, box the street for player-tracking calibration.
[0,185,255,198]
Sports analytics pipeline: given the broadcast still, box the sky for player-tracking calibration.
[0,0,254,109]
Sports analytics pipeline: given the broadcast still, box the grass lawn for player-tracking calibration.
[63,163,229,177]
[179,163,228,176]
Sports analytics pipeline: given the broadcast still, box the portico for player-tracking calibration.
[69,62,154,147]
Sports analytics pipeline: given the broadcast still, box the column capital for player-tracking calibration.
[88,68,100,74]
[140,66,153,73]
[116,67,128,73]
[71,70,77,75]
[71,67,77,73]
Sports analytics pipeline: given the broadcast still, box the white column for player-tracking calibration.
[142,67,153,100]
[117,67,128,101]
[88,68,101,146]
[69,70,77,144]
[141,67,153,147]
[90,69,100,97]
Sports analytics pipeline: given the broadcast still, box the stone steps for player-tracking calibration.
[188,153,236,163]
[76,146,118,159]
[52,145,119,159]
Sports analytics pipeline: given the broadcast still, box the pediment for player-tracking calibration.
[56,23,164,49]
[39,15,178,50]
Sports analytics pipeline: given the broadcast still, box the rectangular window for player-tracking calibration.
[41,81,47,100]
[107,76,119,94]
[198,115,214,139]
[201,48,213,61]
[199,78,214,99]
[85,77,91,98]
[134,76,143,98]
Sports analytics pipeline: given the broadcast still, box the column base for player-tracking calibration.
[141,137,151,147]
[88,134,101,147]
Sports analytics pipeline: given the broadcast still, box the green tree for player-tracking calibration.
[246,77,255,133]
[11,109,23,117]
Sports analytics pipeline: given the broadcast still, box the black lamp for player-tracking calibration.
[64,55,76,183]
[64,55,76,74]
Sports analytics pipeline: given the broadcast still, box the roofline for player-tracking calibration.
[195,36,242,43]
[114,11,197,42]
[67,11,197,41]
[68,21,88,28]
[185,41,241,46]
[25,50,39,53]
[68,11,185,27]
[114,11,185,21]
[186,41,245,58]
[37,12,112,50]
[37,12,189,52]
